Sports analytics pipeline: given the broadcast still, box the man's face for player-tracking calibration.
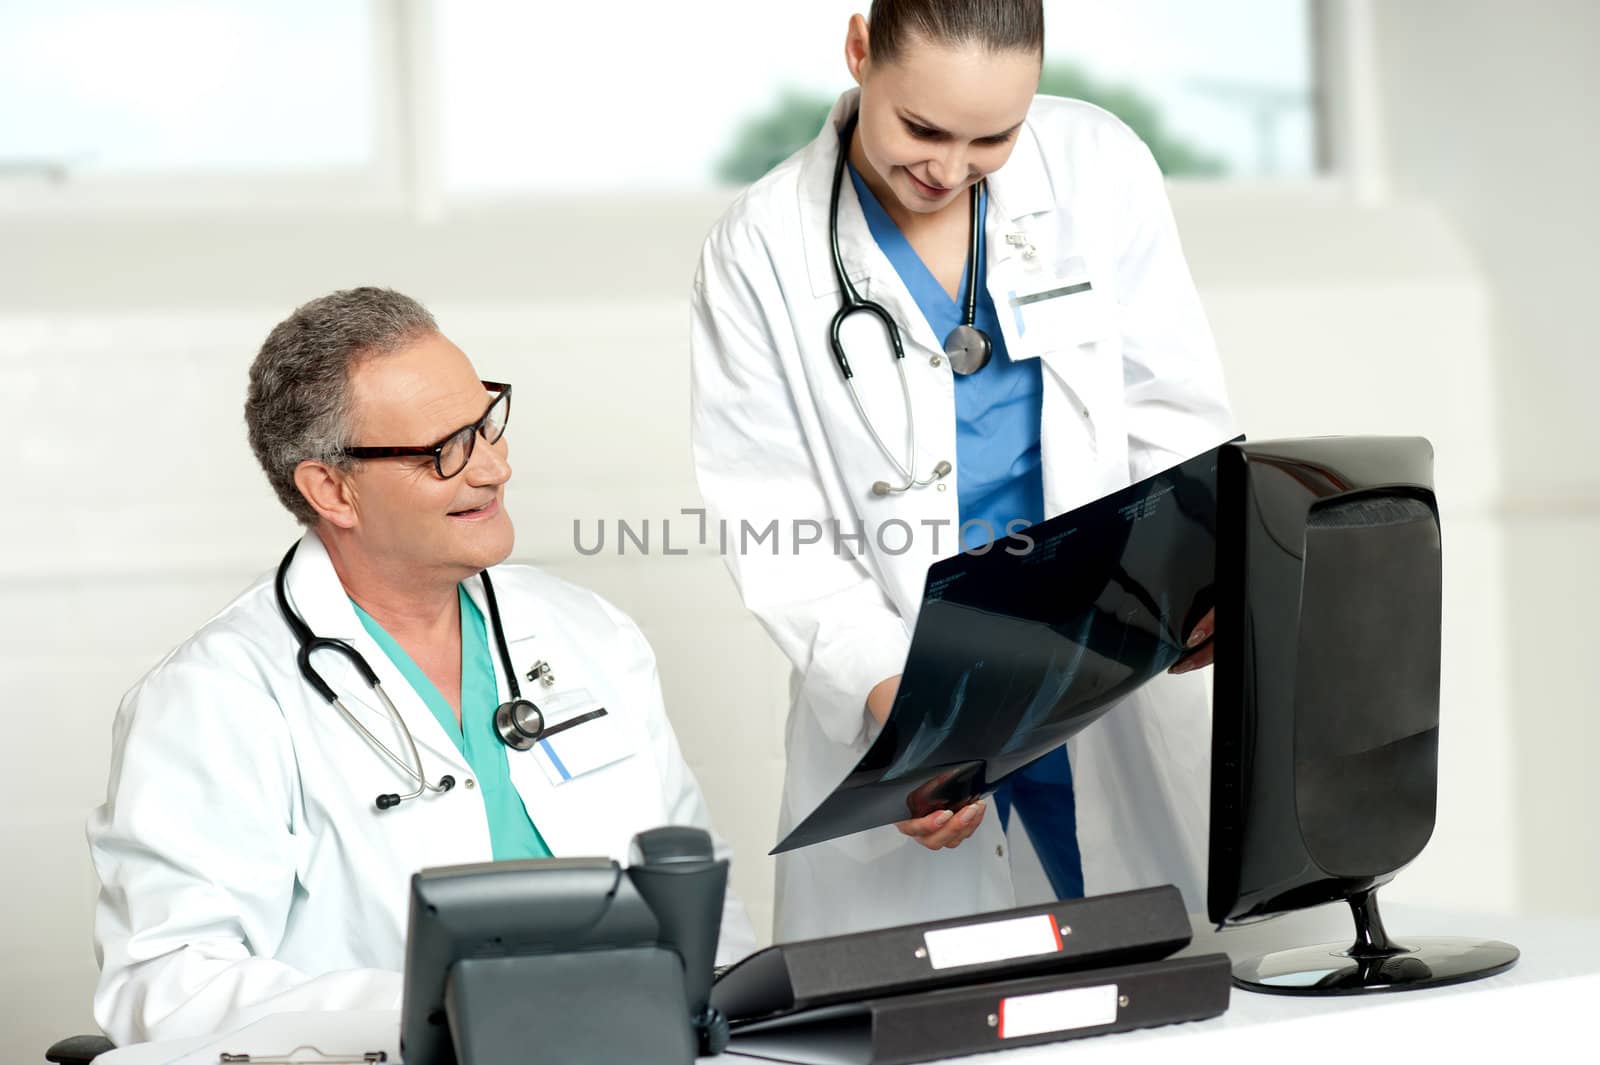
[340,331,515,581]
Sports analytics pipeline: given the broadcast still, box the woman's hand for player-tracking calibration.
[1169,608,1216,674]
[896,798,988,849]
[866,676,989,849]
[865,674,901,726]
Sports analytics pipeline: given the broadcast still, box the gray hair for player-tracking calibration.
[245,287,438,525]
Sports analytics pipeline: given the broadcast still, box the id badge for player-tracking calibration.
[1005,256,1112,357]
[530,687,632,786]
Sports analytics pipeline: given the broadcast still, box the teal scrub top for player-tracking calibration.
[352,586,552,860]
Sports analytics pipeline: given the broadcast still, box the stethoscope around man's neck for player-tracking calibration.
[828,110,994,497]
[274,542,595,812]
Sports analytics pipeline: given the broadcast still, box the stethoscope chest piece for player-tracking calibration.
[494,698,546,751]
[944,324,993,376]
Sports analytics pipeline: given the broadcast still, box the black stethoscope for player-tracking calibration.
[274,542,604,811]
[828,110,994,496]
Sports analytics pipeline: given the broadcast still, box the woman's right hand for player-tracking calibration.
[896,797,988,849]
[865,674,902,727]
[866,676,989,850]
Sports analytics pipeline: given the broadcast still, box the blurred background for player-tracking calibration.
[1,0,1595,1058]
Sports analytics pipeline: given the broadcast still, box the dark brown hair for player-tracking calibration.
[867,0,1045,63]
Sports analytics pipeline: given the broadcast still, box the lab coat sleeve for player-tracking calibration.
[88,646,401,1045]
[690,222,911,749]
[1112,134,1237,479]
[596,598,760,965]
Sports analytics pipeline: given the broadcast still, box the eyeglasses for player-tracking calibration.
[343,381,511,479]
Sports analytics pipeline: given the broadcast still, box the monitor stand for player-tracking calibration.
[1232,886,1520,995]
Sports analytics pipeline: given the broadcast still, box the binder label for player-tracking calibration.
[922,914,1063,970]
[998,983,1119,1039]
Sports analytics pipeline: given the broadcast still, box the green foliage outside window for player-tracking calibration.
[713,62,1224,184]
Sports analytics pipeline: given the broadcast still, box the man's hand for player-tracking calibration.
[1169,608,1216,674]
[865,676,988,850]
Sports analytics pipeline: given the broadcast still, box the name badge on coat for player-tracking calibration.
[1004,256,1115,358]
[531,687,632,786]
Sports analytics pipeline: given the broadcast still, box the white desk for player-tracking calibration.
[957,902,1600,1063]
[98,904,1600,1065]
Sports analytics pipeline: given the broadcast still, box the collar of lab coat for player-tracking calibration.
[799,88,1057,302]
[281,529,549,770]
[283,528,540,645]
[282,528,362,641]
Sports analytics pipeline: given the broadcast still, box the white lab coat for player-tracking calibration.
[690,90,1234,943]
[88,529,757,1046]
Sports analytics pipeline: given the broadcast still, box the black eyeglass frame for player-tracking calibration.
[343,381,511,479]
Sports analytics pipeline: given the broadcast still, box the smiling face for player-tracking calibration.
[845,15,1040,218]
[336,331,515,584]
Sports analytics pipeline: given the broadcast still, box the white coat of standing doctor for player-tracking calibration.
[88,289,755,1046]
[690,2,1235,943]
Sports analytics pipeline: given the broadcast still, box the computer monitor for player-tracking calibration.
[1207,436,1518,994]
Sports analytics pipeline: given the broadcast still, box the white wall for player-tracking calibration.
[1368,0,1600,919]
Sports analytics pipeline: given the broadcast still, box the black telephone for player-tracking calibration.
[400,826,731,1065]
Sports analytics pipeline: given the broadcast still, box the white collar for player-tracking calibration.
[796,89,1057,301]
[281,528,539,644]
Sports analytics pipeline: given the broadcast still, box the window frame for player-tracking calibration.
[1156,0,1376,200]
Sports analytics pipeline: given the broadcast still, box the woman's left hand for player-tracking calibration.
[1169,608,1215,674]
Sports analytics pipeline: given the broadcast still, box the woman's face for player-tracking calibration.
[847,15,1040,216]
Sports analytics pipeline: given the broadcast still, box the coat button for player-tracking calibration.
[930,355,944,368]
[995,844,1005,858]
[464,778,477,789]
[937,483,948,492]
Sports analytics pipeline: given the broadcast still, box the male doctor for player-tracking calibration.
[88,287,755,1046]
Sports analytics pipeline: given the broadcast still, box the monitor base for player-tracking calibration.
[1233,887,1519,996]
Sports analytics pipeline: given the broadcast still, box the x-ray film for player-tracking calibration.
[774,444,1224,853]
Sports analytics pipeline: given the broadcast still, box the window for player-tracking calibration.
[1041,0,1318,178]
[0,0,375,178]
[434,0,1320,196]
[0,1,1325,208]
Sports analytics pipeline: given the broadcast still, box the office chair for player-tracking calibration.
[45,1034,114,1065]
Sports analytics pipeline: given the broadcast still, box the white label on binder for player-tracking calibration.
[922,913,1062,970]
[998,983,1119,1039]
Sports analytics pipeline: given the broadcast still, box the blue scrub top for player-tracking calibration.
[352,586,552,860]
[848,167,1046,551]
[849,169,1083,898]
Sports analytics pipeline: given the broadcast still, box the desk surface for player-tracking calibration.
[985,901,1600,1063]
[99,903,1600,1065]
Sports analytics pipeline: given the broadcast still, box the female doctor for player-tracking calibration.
[690,0,1234,943]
